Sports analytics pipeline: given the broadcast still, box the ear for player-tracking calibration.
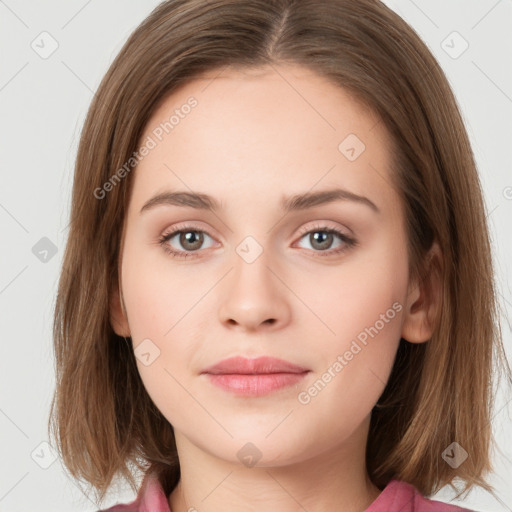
[401,241,443,344]
[110,283,131,337]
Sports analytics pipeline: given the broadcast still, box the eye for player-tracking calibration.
[158,225,216,259]
[294,223,356,257]
[158,222,357,259]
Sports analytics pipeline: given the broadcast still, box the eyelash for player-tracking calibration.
[157,222,357,259]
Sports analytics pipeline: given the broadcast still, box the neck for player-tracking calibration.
[168,416,381,512]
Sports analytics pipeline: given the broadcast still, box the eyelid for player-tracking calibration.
[159,220,350,243]
[295,220,352,239]
[159,221,215,239]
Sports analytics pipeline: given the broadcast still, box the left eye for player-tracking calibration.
[295,227,355,255]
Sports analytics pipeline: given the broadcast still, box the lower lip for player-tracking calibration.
[204,372,309,396]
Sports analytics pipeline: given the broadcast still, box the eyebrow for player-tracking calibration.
[140,188,380,214]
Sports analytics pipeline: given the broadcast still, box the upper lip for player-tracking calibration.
[201,356,309,375]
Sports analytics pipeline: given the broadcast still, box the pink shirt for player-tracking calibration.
[98,472,475,511]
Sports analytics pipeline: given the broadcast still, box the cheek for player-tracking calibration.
[293,243,407,404]
[120,250,199,424]
[120,238,210,394]
[297,245,408,348]
[120,238,204,341]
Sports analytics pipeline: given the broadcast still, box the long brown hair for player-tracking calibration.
[48,0,511,505]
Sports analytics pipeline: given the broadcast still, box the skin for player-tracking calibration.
[110,63,441,512]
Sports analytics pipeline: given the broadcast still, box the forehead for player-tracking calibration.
[130,63,397,213]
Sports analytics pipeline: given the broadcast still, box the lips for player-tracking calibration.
[201,356,309,375]
[201,356,310,396]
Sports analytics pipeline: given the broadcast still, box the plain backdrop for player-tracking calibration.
[0,1,511,511]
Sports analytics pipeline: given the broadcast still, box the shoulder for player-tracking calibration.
[97,502,139,512]
[366,479,477,512]
[96,472,171,512]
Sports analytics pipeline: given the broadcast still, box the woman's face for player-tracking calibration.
[112,64,421,467]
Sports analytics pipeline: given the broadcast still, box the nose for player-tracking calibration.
[217,248,291,332]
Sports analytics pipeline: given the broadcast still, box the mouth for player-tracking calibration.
[201,355,309,374]
[201,356,310,396]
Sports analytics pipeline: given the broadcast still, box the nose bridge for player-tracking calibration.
[223,198,275,276]
[235,233,267,267]
[217,233,290,329]
[231,233,275,299]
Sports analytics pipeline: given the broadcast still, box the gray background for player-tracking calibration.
[0,1,511,511]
